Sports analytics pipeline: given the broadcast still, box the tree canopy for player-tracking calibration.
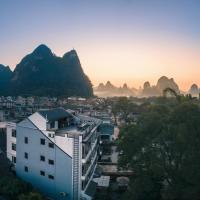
[118,102,200,200]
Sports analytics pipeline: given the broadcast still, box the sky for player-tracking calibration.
[0,0,200,91]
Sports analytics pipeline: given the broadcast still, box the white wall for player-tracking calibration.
[29,112,74,157]
[16,111,100,199]
[54,135,73,157]
[29,112,47,131]
[0,122,7,128]
[6,122,16,163]
[16,119,73,200]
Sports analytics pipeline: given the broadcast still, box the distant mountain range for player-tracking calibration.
[94,76,200,97]
[142,76,180,97]
[188,84,199,97]
[0,44,93,97]
[0,64,12,95]
[1,46,199,98]
[94,81,137,97]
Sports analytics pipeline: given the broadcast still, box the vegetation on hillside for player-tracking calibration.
[0,44,93,97]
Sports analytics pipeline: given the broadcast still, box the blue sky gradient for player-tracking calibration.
[0,0,200,89]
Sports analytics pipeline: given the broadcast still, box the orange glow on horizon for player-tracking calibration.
[79,37,200,91]
[8,36,200,92]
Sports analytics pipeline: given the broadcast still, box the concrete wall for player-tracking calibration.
[29,112,47,131]
[6,123,16,163]
[29,112,74,157]
[16,119,73,200]
[54,135,73,157]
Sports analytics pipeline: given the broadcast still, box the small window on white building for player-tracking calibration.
[48,159,54,165]
[50,121,55,129]
[24,152,28,159]
[12,129,16,137]
[40,138,45,145]
[24,137,28,144]
[12,143,16,151]
[40,171,45,176]
[40,155,45,162]
[24,166,28,172]
[49,143,54,148]
[12,156,16,163]
[48,175,54,180]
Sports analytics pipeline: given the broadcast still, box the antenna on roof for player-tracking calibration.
[46,114,48,122]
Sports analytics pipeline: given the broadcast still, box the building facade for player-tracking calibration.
[16,108,101,200]
[0,121,16,164]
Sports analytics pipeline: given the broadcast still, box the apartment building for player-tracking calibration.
[0,121,16,164]
[16,108,101,200]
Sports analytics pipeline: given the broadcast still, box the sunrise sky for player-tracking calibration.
[0,0,200,91]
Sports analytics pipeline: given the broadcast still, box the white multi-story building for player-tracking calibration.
[0,121,16,164]
[6,122,17,164]
[16,108,101,200]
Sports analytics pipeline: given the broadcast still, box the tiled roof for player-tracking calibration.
[38,108,72,121]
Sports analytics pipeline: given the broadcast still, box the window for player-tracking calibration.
[48,175,54,180]
[48,159,54,165]
[12,143,16,151]
[24,137,28,144]
[49,143,54,149]
[40,138,45,145]
[50,121,55,129]
[40,171,45,176]
[12,156,16,163]
[24,166,28,172]
[12,129,16,137]
[24,152,28,159]
[40,155,45,162]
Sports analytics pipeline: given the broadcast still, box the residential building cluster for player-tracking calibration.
[0,101,116,200]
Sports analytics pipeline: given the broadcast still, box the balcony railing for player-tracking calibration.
[81,152,98,181]
[82,138,98,163]
[82,121,101,141]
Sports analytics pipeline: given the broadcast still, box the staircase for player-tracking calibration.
[73,136,80,200]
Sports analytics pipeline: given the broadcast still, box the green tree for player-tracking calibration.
[18,192,44,200]
[118,102,200,200]
[0,177,32,199]
[112,97,138,124]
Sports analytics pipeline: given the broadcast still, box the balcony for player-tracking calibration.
[82,138,98,164]
[81,152,98,181]
[82,121,101,141]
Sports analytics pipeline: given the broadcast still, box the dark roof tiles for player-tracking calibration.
[38,108,72,121]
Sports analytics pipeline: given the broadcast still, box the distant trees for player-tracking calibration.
[163,87,195,103]
[112,97,138,124]
[118,102,200,200]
